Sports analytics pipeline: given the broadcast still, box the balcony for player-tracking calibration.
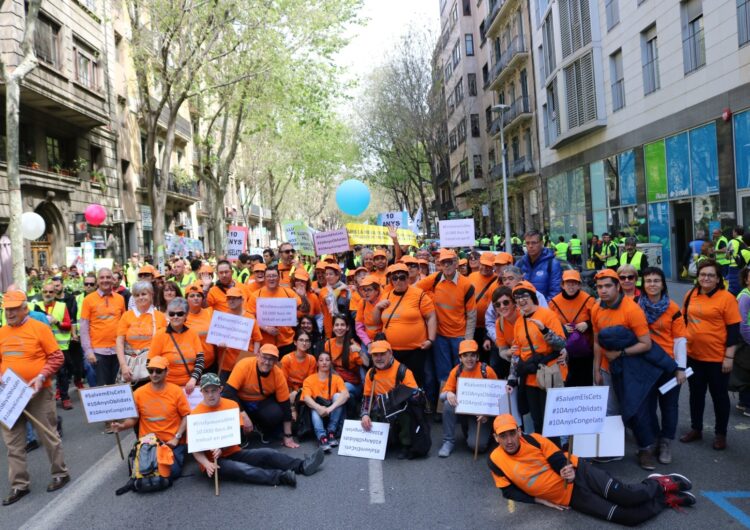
[1,161,81,193]
[511,157,535,178]
[138,169,201,203]
[488,37,528,91]
[484,0,503,38]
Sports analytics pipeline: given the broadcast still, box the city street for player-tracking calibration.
[2,372,750,530]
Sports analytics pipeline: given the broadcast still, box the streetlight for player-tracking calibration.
[492,104,512,253]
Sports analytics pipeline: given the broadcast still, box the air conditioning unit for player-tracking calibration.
[112,208,124,223]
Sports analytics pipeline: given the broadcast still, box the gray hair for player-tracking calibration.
[625,236,638,245]
[503,265,523,277]
[361,248,373,258]
[97,267,113,278]
[617,264,637,276]
[167,297,188,313]
[131,281,154,296]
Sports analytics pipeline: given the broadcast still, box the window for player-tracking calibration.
[605,0,619,31]
[641,25,660,95]
[457,119,467,144]
[470,114,480,137]
[452,40,461,67]
[46,136,61,168]
[34,14,60,67]
[462,0,471,16]
[74,39,99,90]
[450,3,459,27]
[444,61,453,83]
[536,0,550,27]
[485,106,493,131]
[465,34,474,56]
[565,52,597,129]
[542,14,556,78]
[449,129,458,152]
[473,155,483,179]
[482,63,489,85]
[447,93,455,114]
[682,0,705,74]
[546,78,561,143]
[559,0,592,58]
[468,73,477,96]
[610,49,625,111]
[524,129,532,160]
[460,159,469,182]
[512,136,520,161]
[479,21,487,45]
[454,78,464,104]
[740,0,750,46]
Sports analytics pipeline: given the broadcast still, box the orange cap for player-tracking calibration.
[2,290,27,309]
[512,280,537,294]
[369,340,392,354]
[373,249,387,259]
[252,263,267,273]
[315,261,327,271]
[148,356,169,369]
[418,259,429,266]
[493,413,518,434]
[325,262,341,273]
[138,264,156,275]
[354,266,368,275]
[226,287,244,298]
[346,269,356,278]
[293,269,310,282]
[401,256,418,265]
[323,255,338,264]
[360,275,381,288]
[493,253,514,266]
[153,270,164,279]
[458,339,479,355]
[389,263,408,275]
[259,344,280,358]
[562,270,582,282]
[479,252,495,267]
[595,269,620,282]
[438,249,457,262]
[185,282,204,295]
[199,264,214,275]
[458,258,468,266]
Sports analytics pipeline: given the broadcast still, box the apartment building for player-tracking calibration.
[530,0,750,278]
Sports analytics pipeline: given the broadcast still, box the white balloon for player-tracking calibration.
[21,212,46,240]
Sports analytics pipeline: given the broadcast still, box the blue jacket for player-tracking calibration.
[597,326,677,422]
[517,247,562,299]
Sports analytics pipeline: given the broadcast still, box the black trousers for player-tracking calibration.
[241,398,284,435]
[569,460,666,526]
[393,348,427,388]
[68,340,84,382]
[565,355,593,387]
[687,357,730,435]
[218,448,303,485]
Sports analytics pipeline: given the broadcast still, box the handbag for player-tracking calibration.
[536,363,564,390]
[118,347,150,384]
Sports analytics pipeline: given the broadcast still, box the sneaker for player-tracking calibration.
[648,473,692,493]
[301,448,325,476]
[438,441,454,458]
[327,432,339,448]
[25,440,40,452]
[319,436,331,453]
[74,380,84,390]
[665,491,697,509]
[743,410,750,418]
[637,448,656,471]
[657,439,672,465]
[278,470,297,488]
[61,399,73,411]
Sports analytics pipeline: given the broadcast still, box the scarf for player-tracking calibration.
[324,281,347,315]
[638,293,670,324]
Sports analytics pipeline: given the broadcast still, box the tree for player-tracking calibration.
[1,0,41,289]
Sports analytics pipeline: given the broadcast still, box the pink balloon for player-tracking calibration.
[84,204,107,226]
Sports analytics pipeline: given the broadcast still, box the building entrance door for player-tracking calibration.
[31,235,52,270]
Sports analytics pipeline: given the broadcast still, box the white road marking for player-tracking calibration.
[368,458,385,504]
[19,433,135,530]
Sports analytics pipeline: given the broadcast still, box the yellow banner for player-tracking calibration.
[346,223,418,247]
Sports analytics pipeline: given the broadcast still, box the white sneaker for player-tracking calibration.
[438,441,454,458]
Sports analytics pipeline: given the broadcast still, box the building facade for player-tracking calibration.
[529,0,750,278]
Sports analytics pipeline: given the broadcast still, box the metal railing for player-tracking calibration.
[511,157,535,176]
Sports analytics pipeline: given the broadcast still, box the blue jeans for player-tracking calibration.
[657,373,681,440]
[728,266,741,296]
[626,388,658,449]
[83,358,97,387]
[600,369,621,416]
[427,335,462,404]
[171,444,187,479]
[217,448,303,485]
[310,394,345,439]
[441,401,490,452]
[26,423,37,444]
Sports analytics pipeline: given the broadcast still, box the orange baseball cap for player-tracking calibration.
[458,258,468,266]
[293,269,310,282]
[323,255,338,264]
[438,249,457,262]
[325,262,341,273]
[148,356,169,370]
[315,261,327,271]
[401,256,418,265]
[138,264,156,275]
[346,269,356,278]
[493,253,514,266]
[360,275,381,288]
[562,270,582,282]
[418,259,429,266]
[354,266,368,275]
[595,269,620,282]
[512,280,537,294]
[153,270,164,279]
[479,252,495,267]
[458,339,479,355]
[252,263,267,273]
[373,249,387,259]
[2,290,27,309]
[369,340,392,354]
[389,263,408,275]
[199,264,214,275]
[259,344,280,358]
[493,413,519,434]
[185,282,204,295]
[226,287,244,298]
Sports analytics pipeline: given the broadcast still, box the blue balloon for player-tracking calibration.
[335,179,370,216]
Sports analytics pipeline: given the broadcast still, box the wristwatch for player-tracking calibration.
[175,432,183,440]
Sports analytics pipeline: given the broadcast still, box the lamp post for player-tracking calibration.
[492,104,512,253]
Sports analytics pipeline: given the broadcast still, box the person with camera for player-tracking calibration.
[301,350,349,452]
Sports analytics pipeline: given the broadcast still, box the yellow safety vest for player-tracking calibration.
[715,236,730,266]
[555,242,569,260]
[569,238,582,255]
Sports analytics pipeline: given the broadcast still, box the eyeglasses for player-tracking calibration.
[513,293,531,301]
[619,275,636,281]
[392,274,408,281]
[42,290,55,294]
[84,282,96,287]
[297,338,311,343]
[440,259,457,266]
[168,311,186,317]
[494,299,512,308]
[407,264,419,268]
[361,287,376,293]
[698,272,717,278]
[187,293,203,298]
[147,368,165,375]
[281,249,296,254]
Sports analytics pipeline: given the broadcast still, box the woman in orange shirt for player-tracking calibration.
[281,329,317,410]
[355,275,382,349]
[301,350,349,452]
[323,314,369,401]
[680,259,741,450]
[492,286,517,379]
[291,269,322,331]
[185,282,215,370]
[116,281,167,385]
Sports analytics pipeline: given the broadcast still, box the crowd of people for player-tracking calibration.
[5,225,744,524]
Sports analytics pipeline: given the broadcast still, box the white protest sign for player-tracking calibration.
[541,386,609,438]
[294,225,316,257]
[0,369,34,429]
[226,225,248,262]
[206,311,255,351]
[337,419,390,460]
[377,211,408,229]
[659,367,693,395]
[439,219,475,248]
[571,416,625,458]
[256,297,298,327]
[79,384,138,423]
[313,228,351,256]
[187,408,241,453]
[455,378,506,416]
[186,387,203,411]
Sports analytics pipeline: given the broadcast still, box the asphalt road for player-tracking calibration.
[2,379,750,530]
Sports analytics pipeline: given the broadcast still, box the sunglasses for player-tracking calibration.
[84,282,96,287]
[391,274,408,281]
[281,249,296,254]
[619,275,636,281]
[42,290,55,294]
[168,311,186,317]
[147,368,165,375]
[494,299,512,307]
[187,293,203,298]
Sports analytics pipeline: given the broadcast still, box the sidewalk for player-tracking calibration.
[667,279,694,302]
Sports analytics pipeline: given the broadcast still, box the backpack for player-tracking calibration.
[116,434,173,495]
[431,273,475,307]
[456,362,488,378]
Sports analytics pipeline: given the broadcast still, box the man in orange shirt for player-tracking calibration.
[80,267,126,386]
[370,249,389,287]
[0,291,70,505]
[247,267,303,357]
[217,287,262,380]
[246,263,266,293]
[468,253,498,360]
[277,242,296,287]
[488,414,695,524]
[204,260,251,313]
[110,356,190,480]
[190,373,323,488]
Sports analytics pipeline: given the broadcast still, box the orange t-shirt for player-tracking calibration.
[548,292,595,327]
[319,285,350,338]
[417,272,476,338]
[489,433,578,506]
[246,280,264,293]
[278,262,293,287]
[81,290,126,348]
[0,318,60,387]
[117,309,168,351]
[468,272,497,329]
[380,286,436,350]
[513,307,567,388]
[591,295,650,371]
[226,356,290,402]
[207,283,252,314]
[683,288,741,362]
[495,314,518,349]
[356,297,382,341]
[148,328,203,386]
[186,308,216,368]
[370,269,388,289]
[441,362,498,394]
[301,373,347,401]
[247,286,302,347]
[362,360,417,398]
[300,291,323,320]
[190,398,242,461]
[323,338,363,385]
[349,291,363,312]
[280,352,317,391]
[133,382,190,443]
[648,300,686,357]
[219,310,263,373]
